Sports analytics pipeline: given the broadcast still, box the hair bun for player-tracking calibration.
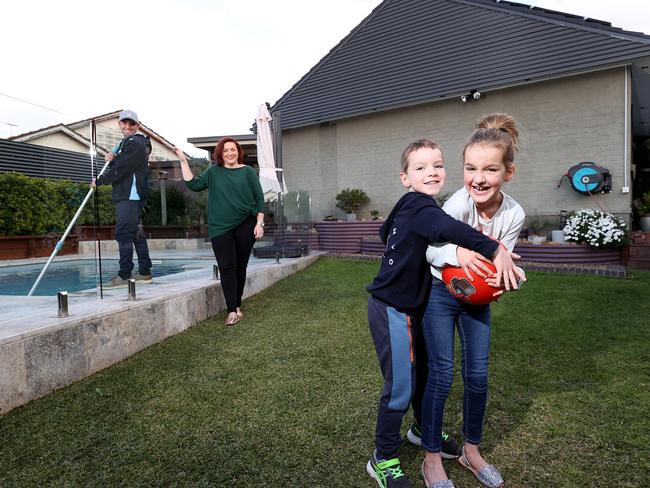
[463,112,520,168]
[475,113,519,150]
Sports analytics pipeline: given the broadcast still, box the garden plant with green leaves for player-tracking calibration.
[335,187,370,214]
[0,172,208,236]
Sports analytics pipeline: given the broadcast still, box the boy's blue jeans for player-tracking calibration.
[368,295,420,459]
[115,199,151,279]
[420,278,491,453]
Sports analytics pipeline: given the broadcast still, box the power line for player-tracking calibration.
[1,121,18,136]
[0,92,65,115]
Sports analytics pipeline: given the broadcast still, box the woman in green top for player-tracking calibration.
[175,138,265,326]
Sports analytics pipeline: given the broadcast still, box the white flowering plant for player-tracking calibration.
[562,209,628,248]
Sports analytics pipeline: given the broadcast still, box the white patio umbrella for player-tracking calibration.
[256,103,285,201]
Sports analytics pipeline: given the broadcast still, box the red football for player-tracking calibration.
[441,263,503,305]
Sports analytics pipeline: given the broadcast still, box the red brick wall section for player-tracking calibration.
[0,235,78,259]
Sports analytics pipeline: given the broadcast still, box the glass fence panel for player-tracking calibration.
[253,190,313,260]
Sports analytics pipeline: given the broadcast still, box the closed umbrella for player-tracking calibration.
[256,103,285,201]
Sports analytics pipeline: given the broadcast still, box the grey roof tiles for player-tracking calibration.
[272,0,650,129]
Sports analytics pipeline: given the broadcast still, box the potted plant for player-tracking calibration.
[525,217,546,244]
[335,188,370,221]
[633,191,650,232]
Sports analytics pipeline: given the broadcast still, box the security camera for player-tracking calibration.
[472,91,481,100]
[460,95,468,103]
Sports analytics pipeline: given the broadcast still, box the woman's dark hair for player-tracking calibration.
[212,137,245,166]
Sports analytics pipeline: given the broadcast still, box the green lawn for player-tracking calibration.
[1,258,649,487]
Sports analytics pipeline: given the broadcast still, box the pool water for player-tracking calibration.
[0,259,213,296]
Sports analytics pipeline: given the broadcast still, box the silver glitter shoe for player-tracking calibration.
[458,447,504,488]
[421,461,455,488]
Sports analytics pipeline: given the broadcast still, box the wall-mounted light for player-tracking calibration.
[460,90,482,103]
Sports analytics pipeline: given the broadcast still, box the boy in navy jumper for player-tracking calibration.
[366,140,522,488]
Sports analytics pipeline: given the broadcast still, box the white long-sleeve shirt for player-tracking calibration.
[426,187,525,280]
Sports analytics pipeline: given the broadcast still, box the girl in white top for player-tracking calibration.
[419,113,525,488]
[426,186,525,278]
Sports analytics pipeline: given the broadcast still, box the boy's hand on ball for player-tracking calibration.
[457,247,493,281]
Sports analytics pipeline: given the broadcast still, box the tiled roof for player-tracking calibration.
[272,0,650,129]
[10,109,177,151]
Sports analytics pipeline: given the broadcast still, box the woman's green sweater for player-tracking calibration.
[186,164,265,238]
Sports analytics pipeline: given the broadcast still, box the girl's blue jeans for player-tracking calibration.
[420,277,491,453]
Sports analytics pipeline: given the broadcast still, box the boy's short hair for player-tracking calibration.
[400,139,442,171]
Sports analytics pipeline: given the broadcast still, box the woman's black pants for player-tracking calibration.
[210,217,257,313]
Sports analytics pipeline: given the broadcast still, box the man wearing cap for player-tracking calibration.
[92,109,153,288]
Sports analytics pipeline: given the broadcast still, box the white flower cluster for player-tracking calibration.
[562,209,628,248]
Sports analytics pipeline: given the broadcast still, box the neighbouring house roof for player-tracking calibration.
[187,133,257,149]
[9,123,110,154]
[0,138,104,182]
[187,134,259,164]
[9,109,179,155]
[272,0,650,131]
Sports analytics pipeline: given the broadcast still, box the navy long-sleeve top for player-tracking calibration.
[95,134,151,202]
[367,192,499,314]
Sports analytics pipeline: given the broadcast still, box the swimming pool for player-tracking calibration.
[0,259,213,296]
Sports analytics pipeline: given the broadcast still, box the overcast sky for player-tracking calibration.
[1,0,649,156]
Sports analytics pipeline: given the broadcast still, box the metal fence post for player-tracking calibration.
[127,279,136,301]
[57,291,69,318]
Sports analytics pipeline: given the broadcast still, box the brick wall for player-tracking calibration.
[281,68,631,223]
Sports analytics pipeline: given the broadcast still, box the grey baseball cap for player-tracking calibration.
[118,109,139,123]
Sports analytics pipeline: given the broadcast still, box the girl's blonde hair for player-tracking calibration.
[400,139,442,171]
[463,113,519,170]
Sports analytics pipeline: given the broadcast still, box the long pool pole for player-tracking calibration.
[27,159,111,296]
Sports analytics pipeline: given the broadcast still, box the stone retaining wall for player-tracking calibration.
[77,238,211,255]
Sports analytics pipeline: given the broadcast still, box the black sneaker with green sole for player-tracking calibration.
[406,423,461,459]
[366,450,412,488]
